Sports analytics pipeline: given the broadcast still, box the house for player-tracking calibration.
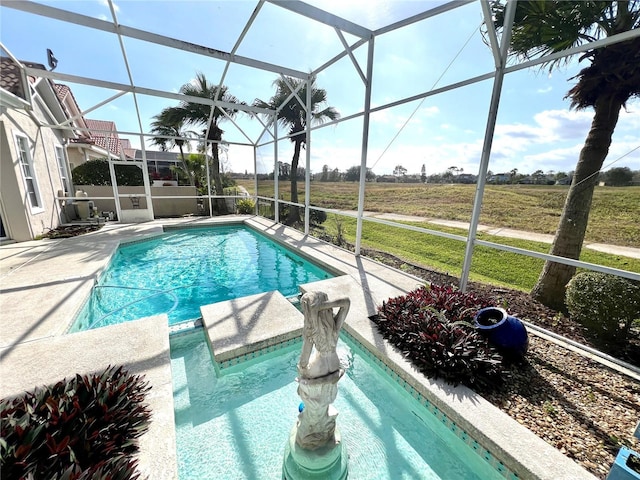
[135,149,181,184]
[54,84,132,170]
[0,56,74,242]
[83,118,134,161]
[456,173,477,184]
[488,172,511,184]
[376,175,397,183]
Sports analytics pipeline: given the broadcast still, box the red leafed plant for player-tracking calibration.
[0,365,151,480]
[374,283,505,392]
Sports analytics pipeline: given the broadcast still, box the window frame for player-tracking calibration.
[14,132,44,213]
[54,143,72,197]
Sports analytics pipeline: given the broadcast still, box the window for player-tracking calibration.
[15,134,42,210]
[55,145,71,195]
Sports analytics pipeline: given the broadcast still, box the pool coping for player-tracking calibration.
[201,290,304,365]
[0,215,596,480]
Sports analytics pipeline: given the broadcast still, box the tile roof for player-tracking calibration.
[53,83,71,103]
[1,60,133,159]
[0,57,25,98]
[85,118,132,157]
[54,82,92,141]
[0,56,46,98]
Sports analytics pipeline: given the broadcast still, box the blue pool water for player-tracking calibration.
[71,225,333,331]
[170,330,505,480]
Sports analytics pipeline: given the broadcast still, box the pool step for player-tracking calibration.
[200,291,304,366]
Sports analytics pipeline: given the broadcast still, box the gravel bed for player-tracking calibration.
[358,247,640,479]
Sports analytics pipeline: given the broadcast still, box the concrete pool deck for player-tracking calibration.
[0,215,596,479]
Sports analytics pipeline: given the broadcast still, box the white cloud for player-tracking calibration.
[532,109,592,140]
[489,107,640,173]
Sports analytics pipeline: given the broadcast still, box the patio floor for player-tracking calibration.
[0,215,596,480]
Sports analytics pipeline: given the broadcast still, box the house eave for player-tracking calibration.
[0,88,31,110]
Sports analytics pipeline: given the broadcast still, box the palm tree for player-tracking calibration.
[177,153,208,194]
[149,112,195,186]
[254,77,339,225]
[491,1,640,310]
[161,72,242,214]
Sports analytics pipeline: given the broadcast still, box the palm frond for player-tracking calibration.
[252,76,339,144]
[491,0,613,68]
[490,0,640,108]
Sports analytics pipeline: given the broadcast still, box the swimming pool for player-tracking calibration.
[71,225,334,331]
[170,329,509,480]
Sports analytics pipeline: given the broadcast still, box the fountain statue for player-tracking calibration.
[282,291,350,480]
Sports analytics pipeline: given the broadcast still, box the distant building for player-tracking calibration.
[488,172,511,184]
[134,149,181,181]
[376,175,397,183]
[456,173,477,184]
[517,176,534,184]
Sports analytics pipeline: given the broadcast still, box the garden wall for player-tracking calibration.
[74,185,203,219]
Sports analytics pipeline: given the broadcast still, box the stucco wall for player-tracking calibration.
[75,185,202,219]
[0,107,66,241]
[0,120,30,241]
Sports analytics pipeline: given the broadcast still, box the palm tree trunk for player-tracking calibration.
[531,95,623,310]
[211,145,228,215]
[287,139,303,225]
[177,144,194,187]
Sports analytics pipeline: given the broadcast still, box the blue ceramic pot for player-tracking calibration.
[474,307,529,358]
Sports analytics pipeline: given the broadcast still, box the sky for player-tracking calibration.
[1,0,638,177]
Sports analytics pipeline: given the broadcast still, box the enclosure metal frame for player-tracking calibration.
[2,0,639,286]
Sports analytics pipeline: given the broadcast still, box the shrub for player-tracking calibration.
[72,159,143,186]
[309,209,327,226]
[566,272,640,346]
[374,284,504,392]
[1,365,151,479]
[236,198,255,214]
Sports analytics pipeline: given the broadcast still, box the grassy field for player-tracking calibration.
[237,180,639,247]
[235,180,639,291]
[317,215,640,291]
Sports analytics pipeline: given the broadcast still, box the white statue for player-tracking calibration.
[295,291,350,450]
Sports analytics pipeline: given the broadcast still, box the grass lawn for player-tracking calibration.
[316,215,640,292]
[237,180,640,247]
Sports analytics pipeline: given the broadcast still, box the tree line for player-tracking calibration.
[251,164,638,187]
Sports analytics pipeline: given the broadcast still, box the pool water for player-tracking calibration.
[71,225,333,331]
[170,330,504,480]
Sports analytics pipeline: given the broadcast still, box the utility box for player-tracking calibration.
[607,447,640,480]
[607,424,640,480]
